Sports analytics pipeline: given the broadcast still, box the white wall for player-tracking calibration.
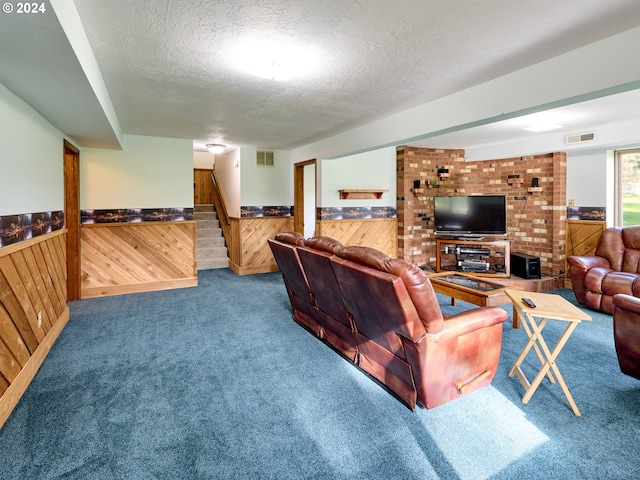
[566,150,609,208]
[80,134,193,209]
[214,148,241,217]
[303,163,316,237]
[0,83,65,216]
[319,147,396,207]
[240,147,292,207]
[193,151,215,169]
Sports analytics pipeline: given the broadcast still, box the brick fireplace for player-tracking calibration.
[396,146,566,286]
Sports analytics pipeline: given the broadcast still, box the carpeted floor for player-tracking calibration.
[0,268,639,479]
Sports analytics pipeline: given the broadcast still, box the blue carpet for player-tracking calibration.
[0,269,639,479]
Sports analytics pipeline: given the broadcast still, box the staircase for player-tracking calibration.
[195,204,229,270]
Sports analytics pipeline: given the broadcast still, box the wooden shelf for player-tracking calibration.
[436,238,510,277]
[339,189,388,200]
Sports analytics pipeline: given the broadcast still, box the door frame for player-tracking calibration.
[293,159,316,235]
[64,140,81,301]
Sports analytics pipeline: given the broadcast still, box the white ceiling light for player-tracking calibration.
[206,143,226,154]
[231,38,321,81]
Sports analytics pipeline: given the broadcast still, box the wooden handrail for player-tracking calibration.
[211,171,231,227]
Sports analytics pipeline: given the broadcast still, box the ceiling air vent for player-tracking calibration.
[256,150,274,167]
[565,132,595,145]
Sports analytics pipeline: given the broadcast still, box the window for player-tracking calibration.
[615,148,640,226]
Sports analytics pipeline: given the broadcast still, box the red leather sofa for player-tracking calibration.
[268,233,358,362]
[268,233,508,410]
[612,294,640,380]
[567,226,640,314]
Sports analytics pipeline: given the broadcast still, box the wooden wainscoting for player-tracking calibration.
[316,218,398,258]
[81,221,197,298]
[0,230,69,428]
[564,220,606,288]
[229,216,294,275]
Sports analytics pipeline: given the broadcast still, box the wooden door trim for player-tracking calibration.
[64,140,80,301]
[293,159,316,235]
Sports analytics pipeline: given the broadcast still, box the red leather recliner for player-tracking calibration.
[330,246,507,410]
[567,226,640,314]
[612,294,640,380]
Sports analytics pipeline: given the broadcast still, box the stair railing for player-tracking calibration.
[211,170,231,241]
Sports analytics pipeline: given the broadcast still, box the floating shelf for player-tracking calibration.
[339,189,389,200]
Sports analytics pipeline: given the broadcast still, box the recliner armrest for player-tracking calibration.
[613,293,640,314]
[425,307,507,343]
[567,255,611,271]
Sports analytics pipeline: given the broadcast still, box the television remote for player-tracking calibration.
[522,298,536,308]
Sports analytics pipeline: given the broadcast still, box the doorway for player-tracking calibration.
[293,159,316,237]
[64,140,80,301]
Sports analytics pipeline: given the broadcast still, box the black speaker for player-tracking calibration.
[510,252,541,279]
[531,177,539,187]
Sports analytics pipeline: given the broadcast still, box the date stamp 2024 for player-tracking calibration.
[3,2,46,14]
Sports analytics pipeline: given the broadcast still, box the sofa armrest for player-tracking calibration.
[613,293,640,314]
[426,307,508,343]
[567,255,612,305]
[567,255,611,271]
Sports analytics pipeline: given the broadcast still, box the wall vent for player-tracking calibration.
[256,151,274,167]
[565,132,595,145]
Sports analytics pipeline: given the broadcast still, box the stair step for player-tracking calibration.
[195,212,218,221]
[194,204,214,212]
[197,219,220,229]
[197,227,222,238]
[197,238,227,251]
[197,258,229,270]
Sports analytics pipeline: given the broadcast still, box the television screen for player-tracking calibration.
[433,195,507,236]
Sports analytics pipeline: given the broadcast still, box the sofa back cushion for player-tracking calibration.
[622,226,640,273]
[298,237,349,324]
[268,233,313,304]
[596,226,640,273]
[334,246,444,334]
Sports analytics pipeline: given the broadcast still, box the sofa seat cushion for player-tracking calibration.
[601,271,638,296]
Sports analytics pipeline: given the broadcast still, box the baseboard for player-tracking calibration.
[229,260,279,276]
[81,277,197,299]
[0,306,70,429]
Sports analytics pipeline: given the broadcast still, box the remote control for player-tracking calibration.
[522,298,536,308]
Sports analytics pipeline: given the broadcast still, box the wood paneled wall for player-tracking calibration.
[564,220,607,287]
[0,230,69,428]
[81,222,197,298]
[316,218,398,258]
[229,217,294,275]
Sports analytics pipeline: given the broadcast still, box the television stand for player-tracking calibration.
[454,235,485,241]
[436,238,510,277]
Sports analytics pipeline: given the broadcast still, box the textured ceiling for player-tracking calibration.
[1,1,640,153]
[70,0,640,151]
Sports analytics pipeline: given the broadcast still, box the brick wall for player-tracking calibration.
[397,146,566,284]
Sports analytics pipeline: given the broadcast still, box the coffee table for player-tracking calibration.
[505,289,592,416]
[429,272,512,308]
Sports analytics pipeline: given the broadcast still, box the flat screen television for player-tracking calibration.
[433,195,507,237]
